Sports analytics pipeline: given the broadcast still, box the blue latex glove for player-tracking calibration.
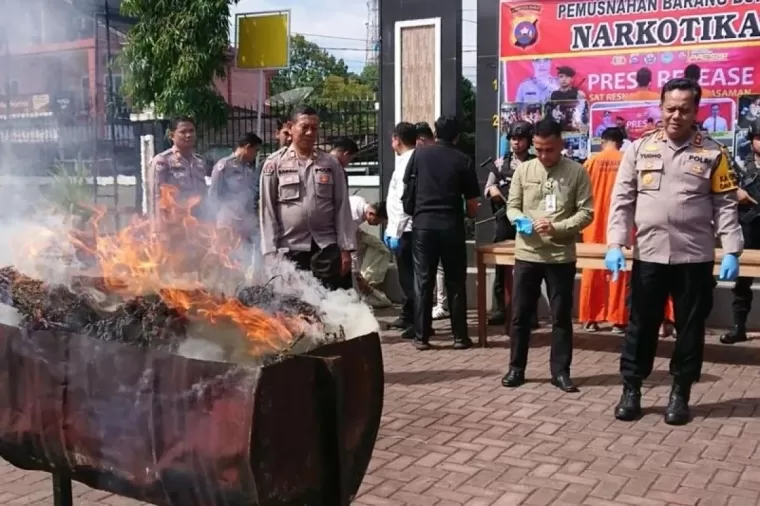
[513,217,533,236]
[384,235,400,252]
[604,247,626,282]
[719,253,739,281]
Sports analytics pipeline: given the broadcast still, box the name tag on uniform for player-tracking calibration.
[545,194,557,212]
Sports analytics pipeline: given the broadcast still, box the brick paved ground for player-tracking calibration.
[3,311,760,505]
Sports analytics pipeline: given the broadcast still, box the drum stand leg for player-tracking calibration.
[53,473,73,506]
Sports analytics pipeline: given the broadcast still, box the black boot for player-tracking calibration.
[720,316,748,344]
[614,378,642,421]
[664,381,691,426]
[487,309,505,326]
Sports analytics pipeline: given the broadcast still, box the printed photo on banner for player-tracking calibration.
[738,94,760,129]
[496,102,544,158]
[562,135,588,163]
[735,128,751,165]
[588,99,735,153]
[497,0,760,157]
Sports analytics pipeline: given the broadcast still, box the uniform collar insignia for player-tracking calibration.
[654,130,664,141]
[692,132,703,147]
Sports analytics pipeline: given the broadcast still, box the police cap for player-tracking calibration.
[508,121,533,140]
[557,66,576,78]
[748,118,760,140]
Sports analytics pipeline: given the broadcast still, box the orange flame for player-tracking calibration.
[64,185,302,355]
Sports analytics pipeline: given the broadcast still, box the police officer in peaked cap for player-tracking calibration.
[721,118,760,344]
[485,121,536,326]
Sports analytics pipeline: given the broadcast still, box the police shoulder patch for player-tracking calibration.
[710,149,738,193]
[262,161,276,175]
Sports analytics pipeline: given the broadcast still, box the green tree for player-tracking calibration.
[359,63,379,94]
[270,35,350,97]
[320,75,374,101]
[119,0,235,129]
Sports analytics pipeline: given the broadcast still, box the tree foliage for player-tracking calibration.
[119,0,235,128]
[321,75,375,101]
[359,63,379,94]
[270,35,350,97]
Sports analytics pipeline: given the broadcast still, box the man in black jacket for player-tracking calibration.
[722,118,760,344]
[403,116,480,350]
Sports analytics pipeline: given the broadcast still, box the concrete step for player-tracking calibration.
[380,263,760,331]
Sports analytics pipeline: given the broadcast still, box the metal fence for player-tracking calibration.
[0,99,380,179]
[196,100,380,167]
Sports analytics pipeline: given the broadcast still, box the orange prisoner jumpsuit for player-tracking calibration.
[578,148,630,326]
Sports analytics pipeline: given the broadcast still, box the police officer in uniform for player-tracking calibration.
[605,78,743,426]
[259,105,356,290]
[208,132,263,245]
[147,116,208,227]
[721,118,760,344]
[485,121,535,325]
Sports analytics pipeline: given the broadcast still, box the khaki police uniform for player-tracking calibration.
[208,154,259,240]
[259,146,356,289]
[607,129,743,384]
[147,147,207,223]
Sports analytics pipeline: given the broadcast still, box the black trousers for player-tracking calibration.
[413,227,468,342]
[285,241,350,291]
[491,220,516,313]
[732,219,760,319]
[394,232,415,326]
[621,260,715,384]
[510,260,576,376]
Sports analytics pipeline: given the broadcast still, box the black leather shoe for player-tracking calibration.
[664,382,691,426]
[412,338,431,351]
[720,324,748,344]
[401,327,414,340]
[453,338,473,350]
[551,374,579,393]
[388,318,410,330]
[487,311,505,326]
[614,379,642,421]
[501,369,525,388]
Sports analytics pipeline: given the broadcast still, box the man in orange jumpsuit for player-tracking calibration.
[579,127,629,332]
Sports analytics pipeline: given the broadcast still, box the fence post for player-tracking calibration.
[140,134,155,216]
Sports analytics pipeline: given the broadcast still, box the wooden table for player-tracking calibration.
[475,241,760,347]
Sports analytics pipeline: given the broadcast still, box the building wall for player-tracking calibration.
[2,0,273,118]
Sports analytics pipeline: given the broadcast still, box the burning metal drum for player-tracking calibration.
[0,325,383,505]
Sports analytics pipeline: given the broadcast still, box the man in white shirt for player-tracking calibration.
[702,104,728,133]
[384,122,418,333]
[349,195,391,307]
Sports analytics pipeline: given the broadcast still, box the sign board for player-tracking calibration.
[236,10,291,70]
[495,0,760,159]
[0,93,75,117]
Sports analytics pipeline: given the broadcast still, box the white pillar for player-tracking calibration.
[140,134,155,216]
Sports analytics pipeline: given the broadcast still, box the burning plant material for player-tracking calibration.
[0,185,379,365]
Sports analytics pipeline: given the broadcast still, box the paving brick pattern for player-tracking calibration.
[3,311,760,505]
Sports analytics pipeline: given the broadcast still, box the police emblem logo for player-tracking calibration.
[692,165,705,175]
[510,4,541,49]
[641,173,654,185]
[318,174,330,184]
